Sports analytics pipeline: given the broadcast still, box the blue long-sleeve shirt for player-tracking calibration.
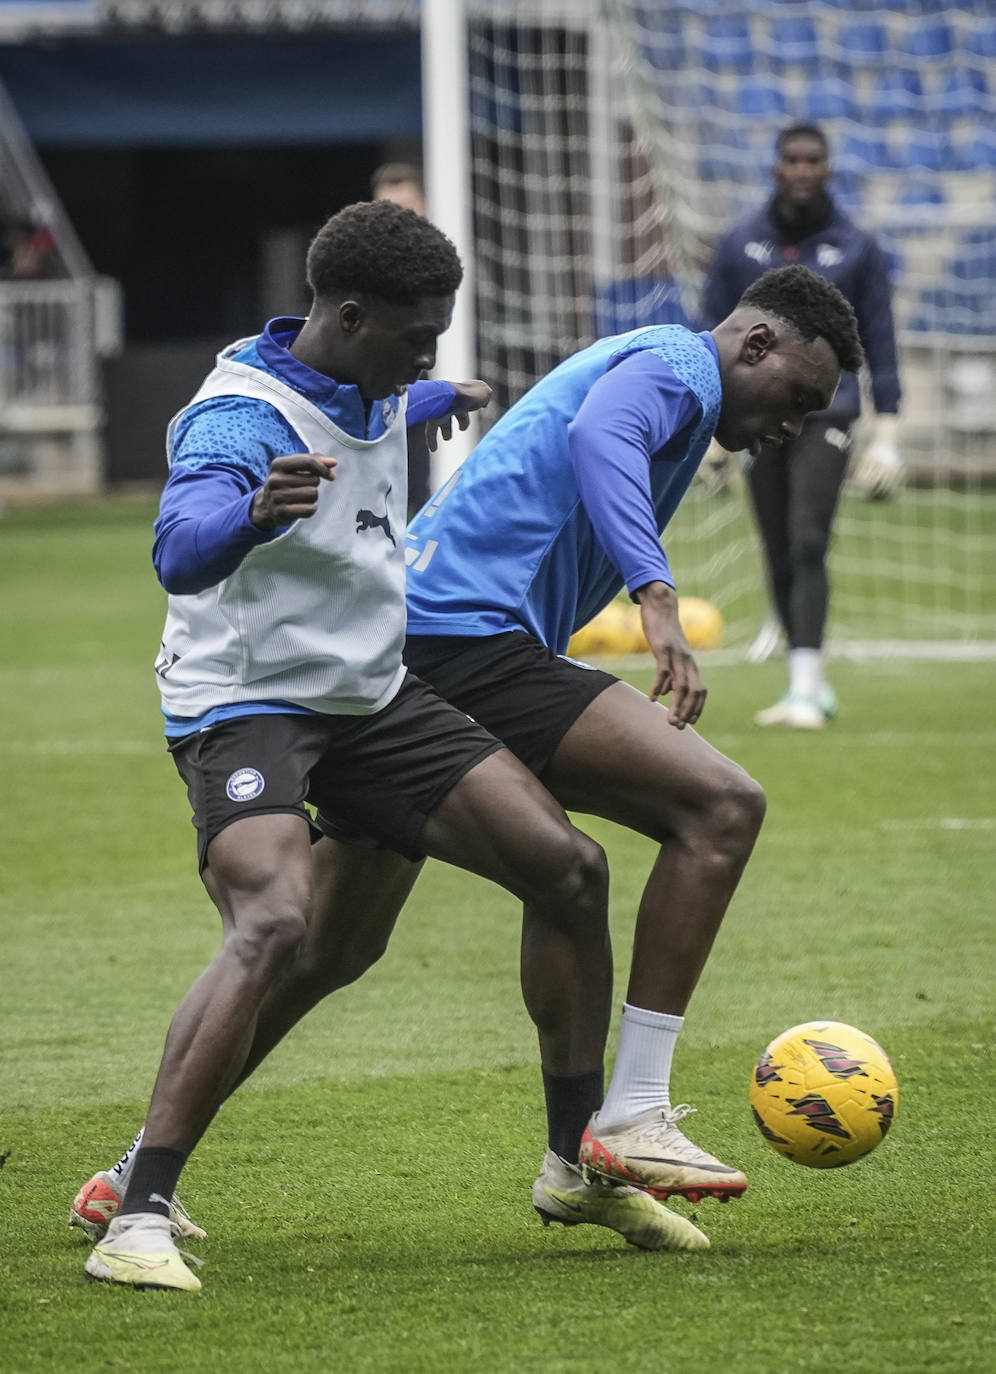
[699,198,900,418]
[405,325,722,654]
[153,317,456,595]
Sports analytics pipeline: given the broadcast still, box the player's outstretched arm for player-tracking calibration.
[423,380,492,451]
[635,581,707,729]
[250,454,337,529]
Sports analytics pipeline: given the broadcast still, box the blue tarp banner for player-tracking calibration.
[0,33,422,144]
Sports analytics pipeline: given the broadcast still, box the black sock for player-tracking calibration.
[542,1067,604,1163]
[118,1146,188,1219]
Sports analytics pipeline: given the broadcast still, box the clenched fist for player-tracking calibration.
[250,454,337,530]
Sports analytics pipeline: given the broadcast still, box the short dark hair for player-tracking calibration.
[739,265,864,373]
[775,122,829,156]
[306,200,461,307]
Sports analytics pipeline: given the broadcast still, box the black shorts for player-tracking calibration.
[403,631,617,779]
[168,673,503,869]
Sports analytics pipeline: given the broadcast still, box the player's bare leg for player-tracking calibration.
[542,679,765,1202]
[416,747,708,1251]
[137,814,321,1153]
[418,746,612,1077]
[74,837,421,1244]
[85,812,321,1289]
[230,837,423,1086]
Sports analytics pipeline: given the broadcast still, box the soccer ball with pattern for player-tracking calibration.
[567,601,644,657]
[677,596,724,650]
[749,1021,898,1168]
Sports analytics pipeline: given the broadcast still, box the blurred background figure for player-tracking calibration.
[371,162,426,217]
[371,161,432,514]
[0,218,59,280]
[699,122,902,730]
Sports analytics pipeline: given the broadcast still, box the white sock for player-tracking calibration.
[596,1004,684,1128]
[109,1127,145,1186]
[788,648,822,701]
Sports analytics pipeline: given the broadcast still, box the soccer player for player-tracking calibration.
[78,200,709,1293]
[400,264,862,1212]
[700,122,902,729]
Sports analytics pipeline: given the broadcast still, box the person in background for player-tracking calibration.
[0,218,59,279]
[372,163,434,515]
[371,162,426,217]
[700,122,902,730]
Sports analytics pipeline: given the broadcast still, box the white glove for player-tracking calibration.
[694,438,734,496]
[851,415,904,501]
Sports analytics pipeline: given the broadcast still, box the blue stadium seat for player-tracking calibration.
[916,285,996,336]
[888,178,946,234]
[885,0,949,10]
[838,130,895,173]
[933,67,989,120]
[734,76,787,118]
[954,128,996,171]
[698,18,753,73]
[768,16,821,71]
[963,20,996,61]
[836,20,889,65]
[951,229,996,283]
[637,9,686,70]
[593,279,693,337]
[896,178,946,209]
[682,80,729,115]
[864,68,924,122]
[903,18,954,59]
[901,129,954,174]
[827,168,865,205]
[802,77,857,122]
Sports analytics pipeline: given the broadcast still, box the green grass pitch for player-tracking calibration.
[0,500,993,1373]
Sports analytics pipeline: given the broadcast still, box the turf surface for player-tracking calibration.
[1,500,993,1372]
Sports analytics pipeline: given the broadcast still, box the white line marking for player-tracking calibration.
[879,818,996,832]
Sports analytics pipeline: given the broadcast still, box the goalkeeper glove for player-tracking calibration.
[851,414,904,501]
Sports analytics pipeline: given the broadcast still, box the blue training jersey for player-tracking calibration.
[155,317,458,737]
[405,326,722,654]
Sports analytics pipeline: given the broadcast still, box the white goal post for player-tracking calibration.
[431,0,996,655]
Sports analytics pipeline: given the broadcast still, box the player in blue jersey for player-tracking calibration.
[700,123,903,729]
[75,201,710,1293]
[401,264,863,1209]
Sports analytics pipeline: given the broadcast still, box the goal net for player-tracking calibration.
[466,0,996,655]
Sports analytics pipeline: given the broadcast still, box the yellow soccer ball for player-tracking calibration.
[568,600,644,658]
[677,596,724,650]
[749,1021,898,1169]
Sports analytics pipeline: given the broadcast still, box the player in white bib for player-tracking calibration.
[76,202,713,1294]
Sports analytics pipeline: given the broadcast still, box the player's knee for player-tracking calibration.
[706,768,766,861]
[227,906,310,978]
[790,523,830,569]
[542,829,609,927]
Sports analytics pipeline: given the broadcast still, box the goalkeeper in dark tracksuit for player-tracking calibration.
[700,122,902,730]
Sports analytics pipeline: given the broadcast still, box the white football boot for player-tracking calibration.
[532,1149,709,1251]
